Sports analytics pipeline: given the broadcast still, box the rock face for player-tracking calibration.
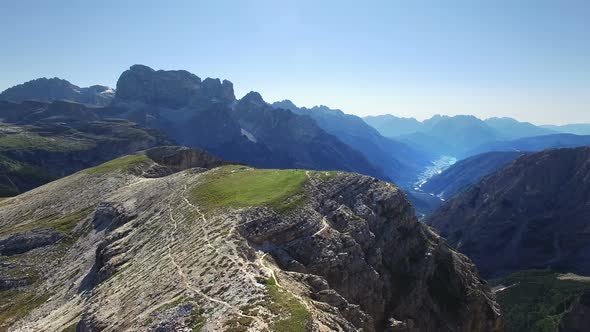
[0,77,114,106]
[427,147,590,278]
[421,151,524,200]
[0,228,63,256]
[114,64,235,108]
[234,93,386,179]
[109,65,387,180]
[0,148,502,331]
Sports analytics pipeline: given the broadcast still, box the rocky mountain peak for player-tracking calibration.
[0,77,114,107]
[114,65,236,108]
[128,64,155,73]
[239,91,266,106]
[272,99,298,111]
[202,77,236,102]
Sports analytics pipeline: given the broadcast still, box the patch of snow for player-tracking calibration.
[100,87,115,95]
[240,128,257,143]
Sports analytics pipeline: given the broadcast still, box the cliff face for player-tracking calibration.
[114,64,235,108]
[0,147,502,332]
[427,147,590,278]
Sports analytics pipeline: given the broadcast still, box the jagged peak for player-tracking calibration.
[240,91,265,105]
[273,99,298,110]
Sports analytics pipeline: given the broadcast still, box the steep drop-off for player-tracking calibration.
[0,147,502,331]
[428,147,590,278]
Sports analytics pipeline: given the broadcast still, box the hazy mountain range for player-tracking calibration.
[3,64,590,217]
[362,114,589,158]
[1,65,590,331]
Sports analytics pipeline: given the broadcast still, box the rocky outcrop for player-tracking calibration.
[0,151,502,331]
[238,173,502,332]
[0,228,63,255]
[143,146,230,175]
[427,147,590,278]
[0,77,114,106]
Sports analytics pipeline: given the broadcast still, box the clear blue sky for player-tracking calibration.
[1,0,589,124]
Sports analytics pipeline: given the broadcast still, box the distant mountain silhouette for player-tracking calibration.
[0,77,114,106]
[468,133,590,156]
[484,117,555,140]
[365,113,590,158]
[541,123,590,135]
[365,114,500,156]
[362,114,422,137]
[272,100,433,186]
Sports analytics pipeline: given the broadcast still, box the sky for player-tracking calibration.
[1,0,589,125]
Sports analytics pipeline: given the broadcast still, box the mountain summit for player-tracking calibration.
[0,77,114,106]
[114,64,235,108]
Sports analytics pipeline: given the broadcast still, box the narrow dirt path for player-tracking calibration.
[312,216,330,237]
[165,196,238,309]
[170,182,267,328]
[180,184,242,268]
[258,253,315,313]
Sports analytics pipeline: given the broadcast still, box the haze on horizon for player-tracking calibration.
[1,0,589,125]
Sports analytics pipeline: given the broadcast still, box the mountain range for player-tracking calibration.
[362,114,590,159]
[0,78,114,107]
[1,64,590,331]
[3,64,590,218]
[271,100,433,187]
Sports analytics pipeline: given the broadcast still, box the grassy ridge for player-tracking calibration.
[0,208,93,237]
[0,133,94,152]
[82,154,151,175]
[0,291,51,331]
[190,166,308,214]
